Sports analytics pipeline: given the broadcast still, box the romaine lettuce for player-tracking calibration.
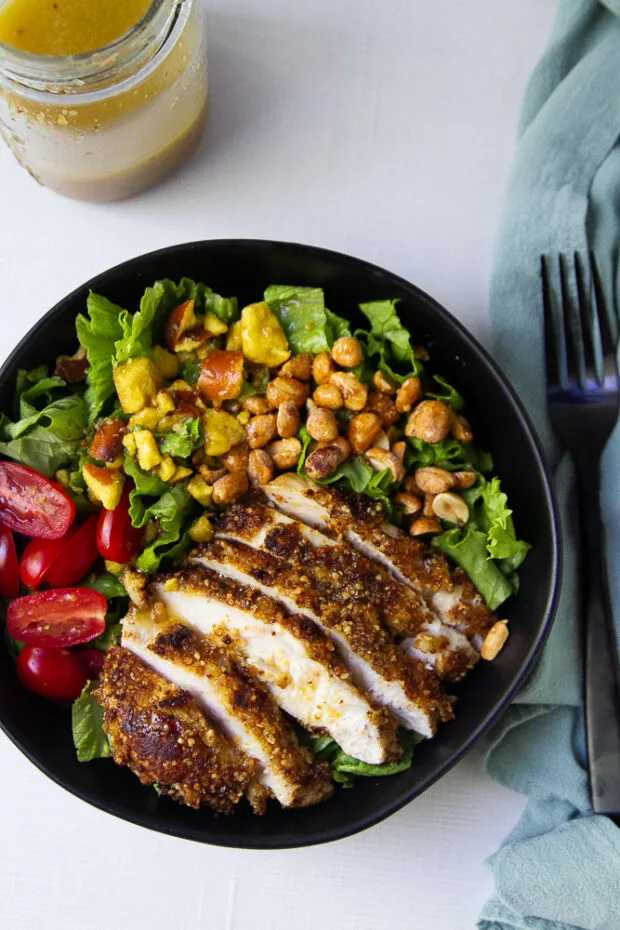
[159,417,203,459]
[0,366,87,476]
[72,682,111,762]
[357,298,424,383]
[302,729,420,787]
[264,285,350,354]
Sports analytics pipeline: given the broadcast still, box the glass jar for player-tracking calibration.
[0,0,208,201]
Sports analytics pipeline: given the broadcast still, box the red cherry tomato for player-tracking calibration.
[7,587,107,648]
[0,523,19,598]
[77,648,106,680]
[45,514,99,587]
[0,462,75,539]
[20,527,78,590]
[96,485,143,564]
[16,645,87,701]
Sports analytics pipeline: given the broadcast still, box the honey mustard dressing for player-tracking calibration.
[0,0,152,56]
[0,0,208,200]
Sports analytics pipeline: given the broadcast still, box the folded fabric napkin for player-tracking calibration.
[479,2,620,928]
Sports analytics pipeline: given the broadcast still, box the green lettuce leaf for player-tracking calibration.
[0,367,87,476]
[357,299,424,383]
[76,292,125,423]
[425,374,465,410]
[159,417,203,459]
[302,729,420,787]
[478,478,531,571]
[406,436,493,474]
[72,682,111,762]
[133,485,195,573]
[433,527,514,612]
[83,572,127,599]
[264,285,350,354]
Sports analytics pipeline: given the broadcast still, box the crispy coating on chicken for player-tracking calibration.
[122,611,334,808]
[154,564,400,764]
[193,538,453,736]
[265,475,497,640]
[214,502,478,681]
[96,646,267,813]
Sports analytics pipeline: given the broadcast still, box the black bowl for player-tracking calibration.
[0,239,560,848]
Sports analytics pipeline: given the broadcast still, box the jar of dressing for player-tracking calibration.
[0,0,208,201]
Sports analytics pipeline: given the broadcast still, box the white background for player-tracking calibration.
[0,1,557,927]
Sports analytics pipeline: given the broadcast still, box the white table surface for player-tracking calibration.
[0,2,557,927]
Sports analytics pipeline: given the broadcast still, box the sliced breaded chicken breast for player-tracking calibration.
[96,646,267,813]
[192,537,453,737]
[122,609,333,808]
[264,474,497,644]
[153,565,400,765]
[214,501,478,681]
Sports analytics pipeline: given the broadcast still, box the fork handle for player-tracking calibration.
[577,465,620,817]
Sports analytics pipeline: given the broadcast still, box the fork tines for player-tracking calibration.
[541,252,617,392]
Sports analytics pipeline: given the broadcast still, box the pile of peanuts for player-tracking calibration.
[208,335,476,537]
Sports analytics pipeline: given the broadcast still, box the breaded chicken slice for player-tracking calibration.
[155,565,400,765]
[96,646,267,813]
[122,610,334,808]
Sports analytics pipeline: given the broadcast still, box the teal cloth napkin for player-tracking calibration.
[479,2,620,928]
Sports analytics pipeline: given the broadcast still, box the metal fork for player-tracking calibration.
[542,252,620,817]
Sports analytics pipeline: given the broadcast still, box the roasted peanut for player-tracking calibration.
[347,412,382,454]
[267,438,302,470]
[280,354,313,380]
[414,345,430,361]
[305,444,342,480]
[385,425,401,445]
[277,401,301,439]
[248,449,274,487]
[312,352,336,385]
[266,376,308,408]
[212,471,249,505]
[307,406,339,442]
[453,470,477,490]
[317,435,351,463]
[405,400,452,443]
[313,383,343,410]
[372,370,398,395]
[329,371,368,411]
[373,429,391,450]
[394,492,422,516]
[409,516,442,537]
[246,413,278,449]
[423,494,437,517]
[242,395,274,415]
[395,377,422,413]
[364,447,405,483]
[222,442,250,473]
[481,620,509,661]
[432,492,469,524]
[198,464,227,484]
[414,466,456,495]
[331,336,364,368]
[404,475,423,495]
[366,392,400,427]
[451,413,473,443]
[391,440,406,463]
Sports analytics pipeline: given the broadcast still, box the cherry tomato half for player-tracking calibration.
[0,523,19,598]
[45,514,99,587]
[97,485,143,564]
[7,587,107,648]
[16,645,87,701]
[0,462,75,539]
[20,527,78,590]
[77,647,106,680]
